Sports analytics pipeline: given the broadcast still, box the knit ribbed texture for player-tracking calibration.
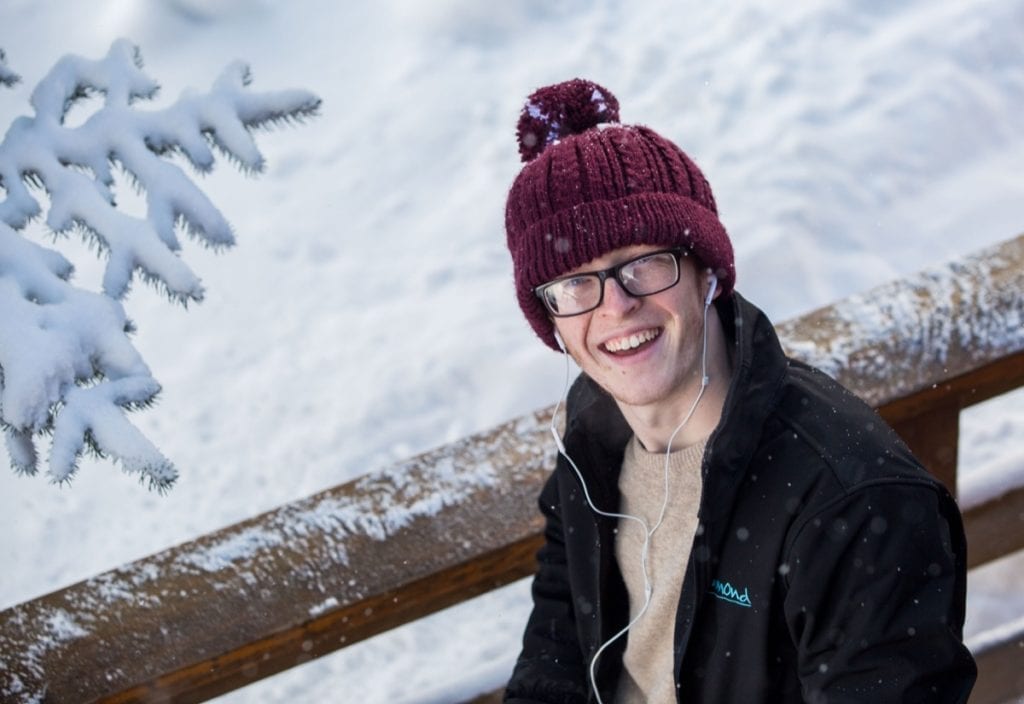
[614,434,707,704]
[504,80,736,351]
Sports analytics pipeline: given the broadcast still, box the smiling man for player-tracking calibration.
[537,243,730,454]
[502,79,976,704]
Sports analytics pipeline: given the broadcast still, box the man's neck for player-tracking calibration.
[617,313,732,453]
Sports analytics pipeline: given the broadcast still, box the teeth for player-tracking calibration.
[605,328,658,352]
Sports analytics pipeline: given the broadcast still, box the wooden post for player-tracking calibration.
[890,401,960,496]
[963,484,1024,569]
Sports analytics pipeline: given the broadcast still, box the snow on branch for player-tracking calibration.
[0,49,20,87]
[0,40,320,489]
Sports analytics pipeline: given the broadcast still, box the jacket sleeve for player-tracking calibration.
[504,472,591,704]
[783,479,977,703]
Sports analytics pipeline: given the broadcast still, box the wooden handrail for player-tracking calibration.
[0,410,555,704]
[1,234,1022,704]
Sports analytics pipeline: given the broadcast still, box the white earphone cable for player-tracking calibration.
[548,277,715,703]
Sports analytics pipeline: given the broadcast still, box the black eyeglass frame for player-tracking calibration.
[533,247,690,318]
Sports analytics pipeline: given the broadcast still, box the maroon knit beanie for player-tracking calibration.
[505,78,736,351]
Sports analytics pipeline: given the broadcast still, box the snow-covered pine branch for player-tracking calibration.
[0,40,320,490]
[0,221,171,485]
[0,49,20,87]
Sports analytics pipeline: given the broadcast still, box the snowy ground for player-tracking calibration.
[1,0,1023,701]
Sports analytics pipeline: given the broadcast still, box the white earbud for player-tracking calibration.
[701,273,717,388]
[704,273,718,308]
[553,329,566,352]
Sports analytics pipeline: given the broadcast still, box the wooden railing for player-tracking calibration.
[1,234,1022,704]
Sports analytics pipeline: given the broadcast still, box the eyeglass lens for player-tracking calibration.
[541,251,680,316]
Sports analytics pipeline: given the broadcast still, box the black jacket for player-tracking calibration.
[505,293,976,703]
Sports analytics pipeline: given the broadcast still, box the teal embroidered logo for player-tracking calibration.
[710,579,752,608]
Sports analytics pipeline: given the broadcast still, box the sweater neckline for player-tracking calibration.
[625,433,708,475]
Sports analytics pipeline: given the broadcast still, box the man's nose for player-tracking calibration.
[599,276,640,315]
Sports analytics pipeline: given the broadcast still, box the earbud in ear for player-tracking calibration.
[704,273,718,307]
[554,329,566,352]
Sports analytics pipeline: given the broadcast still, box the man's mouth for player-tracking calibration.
[602,328,661,355]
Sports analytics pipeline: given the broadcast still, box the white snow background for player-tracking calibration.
[1,0,1023,701]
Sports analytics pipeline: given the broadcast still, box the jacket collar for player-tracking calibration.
[699,291,789,520]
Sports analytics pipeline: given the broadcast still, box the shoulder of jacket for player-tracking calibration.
[769,360,935,493]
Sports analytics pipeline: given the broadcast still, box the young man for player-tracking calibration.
[502,79,976,703]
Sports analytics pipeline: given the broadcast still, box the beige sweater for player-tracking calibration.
[614,434,706,704]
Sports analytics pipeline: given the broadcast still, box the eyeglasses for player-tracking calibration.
[534,248,689,317]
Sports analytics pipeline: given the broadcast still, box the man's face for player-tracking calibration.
[551,244,710,414]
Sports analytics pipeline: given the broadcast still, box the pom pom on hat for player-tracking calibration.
[516,78,620,162]
[505,78,736,351]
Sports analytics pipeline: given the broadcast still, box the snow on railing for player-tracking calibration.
[967,613,1024,704]
[960,453,1024,511]
[776,235,1023,411]
[0,408,554,703]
